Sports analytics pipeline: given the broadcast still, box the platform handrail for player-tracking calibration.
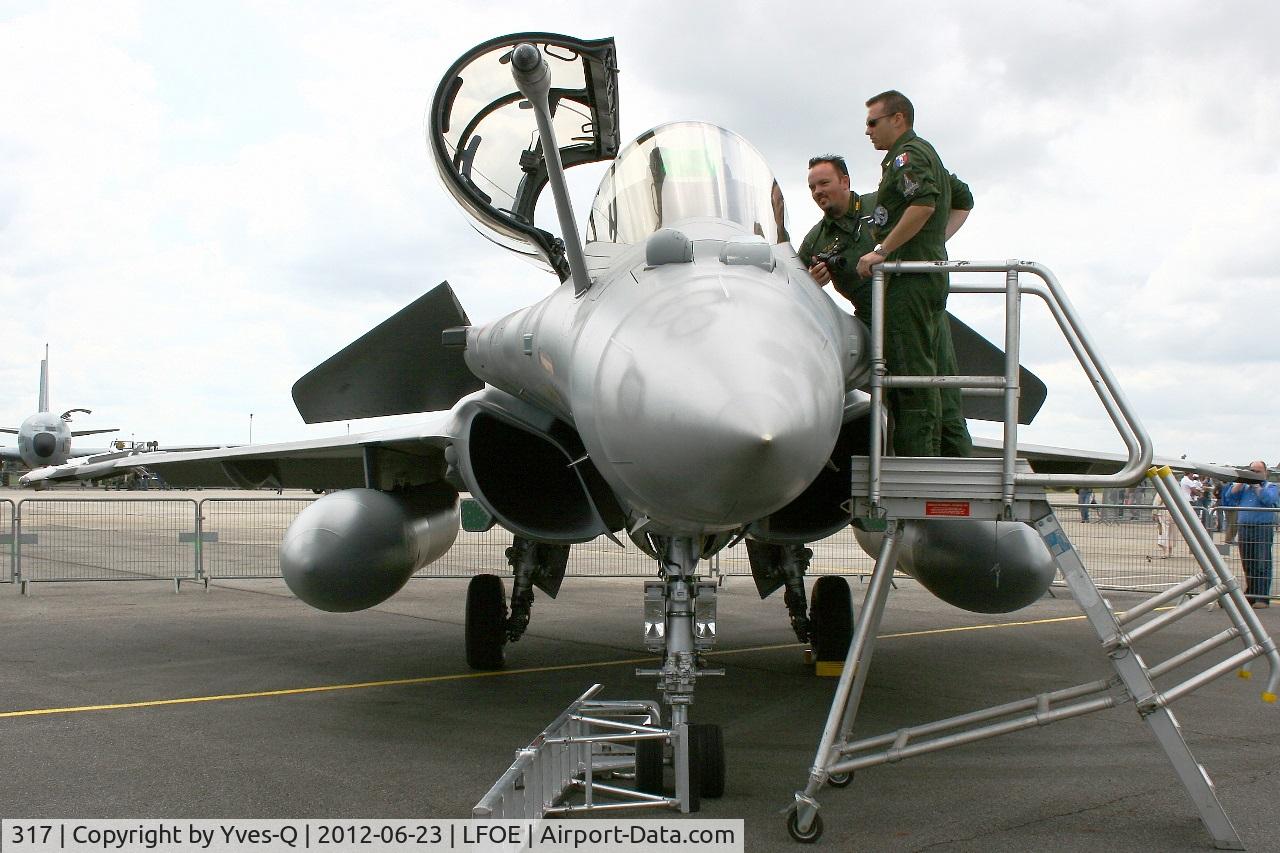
[868,260,1153,508]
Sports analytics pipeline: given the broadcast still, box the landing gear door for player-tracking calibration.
[429,33,620,282]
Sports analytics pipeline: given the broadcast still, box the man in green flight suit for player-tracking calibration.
[797,155,876,317]
[799,150,972,456]
[854,89,968,457]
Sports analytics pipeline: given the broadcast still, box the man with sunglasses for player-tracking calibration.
[855,90,968,457]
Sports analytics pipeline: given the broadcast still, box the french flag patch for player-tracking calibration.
[893,152,910,169]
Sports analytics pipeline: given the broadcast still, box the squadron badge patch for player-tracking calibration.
[893,152,910,169]
[873,205,889,226]
[900,173,920,198]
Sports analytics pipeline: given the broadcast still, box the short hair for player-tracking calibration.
[866,90,914,127]
[807,155,848,177]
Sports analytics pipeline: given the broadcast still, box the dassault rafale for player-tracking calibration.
[23,31,1057,688]
[23,33,1275,842]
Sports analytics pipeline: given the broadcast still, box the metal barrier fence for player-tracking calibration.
[201,498,316,579]
[0,495,1274,596]
[1048,501,1272,592]
[15,498,198,585]
[1,499,14,583]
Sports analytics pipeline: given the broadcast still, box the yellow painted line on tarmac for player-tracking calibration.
[1,610,1103,719]
[701,611,1091,657]
[0,656,656,719]
[880,613,1091,640]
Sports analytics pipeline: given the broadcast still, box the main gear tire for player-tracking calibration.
[808,575,853,665]
[465,574,508,670]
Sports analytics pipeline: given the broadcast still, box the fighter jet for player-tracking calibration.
[17,33,1255,801]
[1,345,119,475]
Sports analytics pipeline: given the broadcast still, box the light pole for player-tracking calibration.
[249,413,254,444]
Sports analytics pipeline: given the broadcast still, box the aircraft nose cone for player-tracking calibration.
[32,432,57,458]
[581,273,844,528]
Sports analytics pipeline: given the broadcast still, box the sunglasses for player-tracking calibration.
[866,113,898,128]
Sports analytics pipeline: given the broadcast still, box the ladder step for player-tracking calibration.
[1110,587,1228,650]
[1116,572,1214,625]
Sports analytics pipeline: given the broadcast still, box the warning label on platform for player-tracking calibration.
[925,501,971,517]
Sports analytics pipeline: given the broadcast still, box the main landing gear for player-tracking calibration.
[746,540,854,668]
[463,536,569,671]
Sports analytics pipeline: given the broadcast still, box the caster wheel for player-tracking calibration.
[786,810,823,843]
[465,574,507,670]
[827,770,852,788]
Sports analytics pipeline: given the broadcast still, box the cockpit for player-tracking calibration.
[585,121,789,247]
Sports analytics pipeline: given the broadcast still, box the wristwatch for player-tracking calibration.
[872,243,887,256]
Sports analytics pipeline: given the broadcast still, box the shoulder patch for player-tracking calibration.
[893,152,909,169]
[900,173,920,198]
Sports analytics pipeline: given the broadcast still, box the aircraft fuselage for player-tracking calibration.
[16,413,72,469]
[464,219,867,537]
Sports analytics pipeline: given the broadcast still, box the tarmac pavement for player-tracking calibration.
[1,573,1278,852]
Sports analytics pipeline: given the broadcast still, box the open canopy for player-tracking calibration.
[429,33,620,281]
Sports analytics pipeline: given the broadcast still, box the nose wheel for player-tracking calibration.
[633,721,725,808]
[690,722,725,797]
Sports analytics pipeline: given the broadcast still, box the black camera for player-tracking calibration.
[812,249,848,273]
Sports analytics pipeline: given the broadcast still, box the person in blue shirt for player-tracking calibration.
[1220,460,1279,608]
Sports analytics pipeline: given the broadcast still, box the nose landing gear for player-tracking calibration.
[634,536,727,808]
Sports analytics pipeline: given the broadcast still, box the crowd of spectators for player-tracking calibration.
[1076,467,1276,608]
[1076,475,1238,532]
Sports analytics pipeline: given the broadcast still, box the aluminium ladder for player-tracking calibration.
[786,261,1280,848]
[473,684,697,818]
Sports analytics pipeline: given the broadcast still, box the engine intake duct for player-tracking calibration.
[448,396,624,544]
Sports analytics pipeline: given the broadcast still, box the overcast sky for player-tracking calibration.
[3,0,1278,467]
